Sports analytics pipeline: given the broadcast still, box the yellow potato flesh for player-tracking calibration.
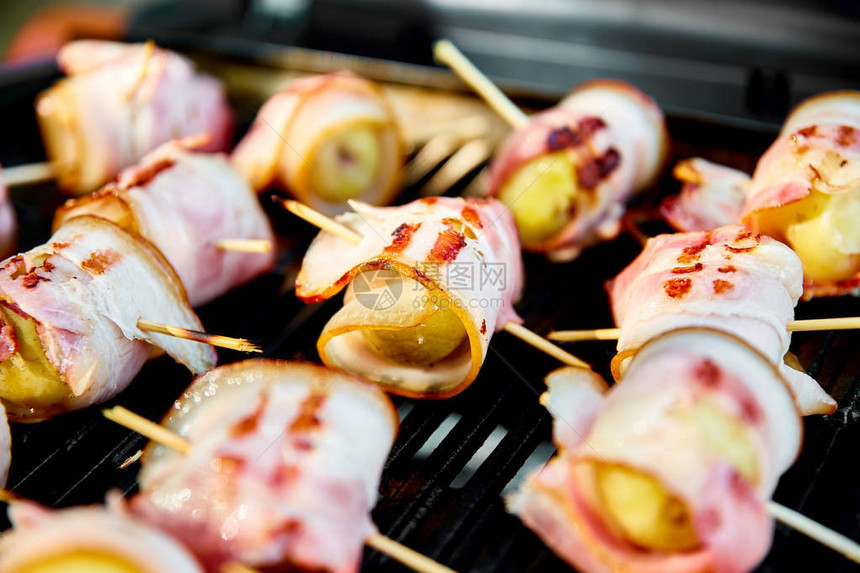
[755,188,860,283]
[309,123,382,202]
[497,151,577,244]
[594,400,757,552]
[13,551,143,573]
[360,281,468,366]
[0,307,69,411]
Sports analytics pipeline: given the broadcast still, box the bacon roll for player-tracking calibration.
[510,328,802,573]
[296,196,523,398]
[54,137,276,307]
[133,359,397,573]
[485,79,668,262]
[743,91,860,298]
[609,225,835,415]
[0,499,203,572]
[0,215,216,422]
[232,72,405,214]
[36,40,233,195]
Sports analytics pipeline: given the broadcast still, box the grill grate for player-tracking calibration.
[2,51,860,573]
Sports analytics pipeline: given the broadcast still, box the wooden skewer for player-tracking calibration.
[767,501,860,564]
[136,319,262,353]
[103,406,458,573]
[215,239,272,254]
[0,488,21,504]
[278,199,589,368]
[432,40,530,130]
[549,317,860,342]
[3,162,55,187]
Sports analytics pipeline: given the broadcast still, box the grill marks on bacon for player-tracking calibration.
[577,147,621,190]
[461,205,483,229]
[383,222,422,255]
[80,249,121,275]
[230,394,269,438]
[427,220,468,264]
[289,394,326,432]
[664,277,692,298]
[662,230,755,296]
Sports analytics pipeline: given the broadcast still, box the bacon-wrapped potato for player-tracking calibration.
[609,224,835,415]
[0,499,203,572]
[0,216,216,421]
[36,41,233,195]
[296,197,524,398]
[54,137,275,307]
[661,158,750,233]
[510,328,802,573]
[232,72,406,215]
[743,91,860,297]
[486,79,668,262]
[133,359,397,573]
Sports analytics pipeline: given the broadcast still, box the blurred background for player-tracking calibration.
[2,0,860,127]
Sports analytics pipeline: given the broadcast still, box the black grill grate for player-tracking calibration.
[2,51,860,573]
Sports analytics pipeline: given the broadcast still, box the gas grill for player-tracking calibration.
[2,12,860,572]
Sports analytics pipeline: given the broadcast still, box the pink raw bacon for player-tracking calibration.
[661,158,751,232]
[296,196,523,398]
[36,40,233,195]
[486,79,667,262]
[54,137,276,307]
[134,360,397,573]
[510,328,802,573]
[608,225,835,415]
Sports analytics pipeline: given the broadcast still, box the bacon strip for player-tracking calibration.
[134,359,397,573]
[232,72,405,214]
[54,137,276,306]
[742,91,860,298]
[36,40,233,195]
[510,328,802,573]
[0,216,216,421]
[1,500,203,571]
[296,197,523,398]
[661,158,751,232]
[486,79,668,262]
[608,225,835,415]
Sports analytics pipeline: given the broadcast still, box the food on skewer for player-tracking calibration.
[36,40,233,195]
[0,215,216,422]
[132,359,398,573]
[295,196,524,397]
[486,80,668,261]
[0,498,204,572]
[0,171,17,260]
[662,91,860,298]
[510,328,803,573]
[661,158,750,232]
[232,72,406,215]
[609,224,835,415]
[54,137,276,307]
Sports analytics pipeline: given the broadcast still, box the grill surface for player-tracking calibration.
[2,49,860,573]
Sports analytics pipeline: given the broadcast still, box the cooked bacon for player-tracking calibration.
[133,360,397,573]
[0,216,216,421]
[0,170,16,259]
[36,40,233,195]
[742,91,860,298]
[295,197,523,397]
[486,79,668,261]
[510,328,802,573]
[232,72,405,214]
[661,158,751,232]
[608,225,835,415]
[1,499,203,571]
[54,137,276,306]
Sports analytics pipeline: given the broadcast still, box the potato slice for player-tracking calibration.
[497,151,578,244]
[13,551,143,573]
[0,306,69,413]
[594,462,699,552]
[308,123,382,202]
